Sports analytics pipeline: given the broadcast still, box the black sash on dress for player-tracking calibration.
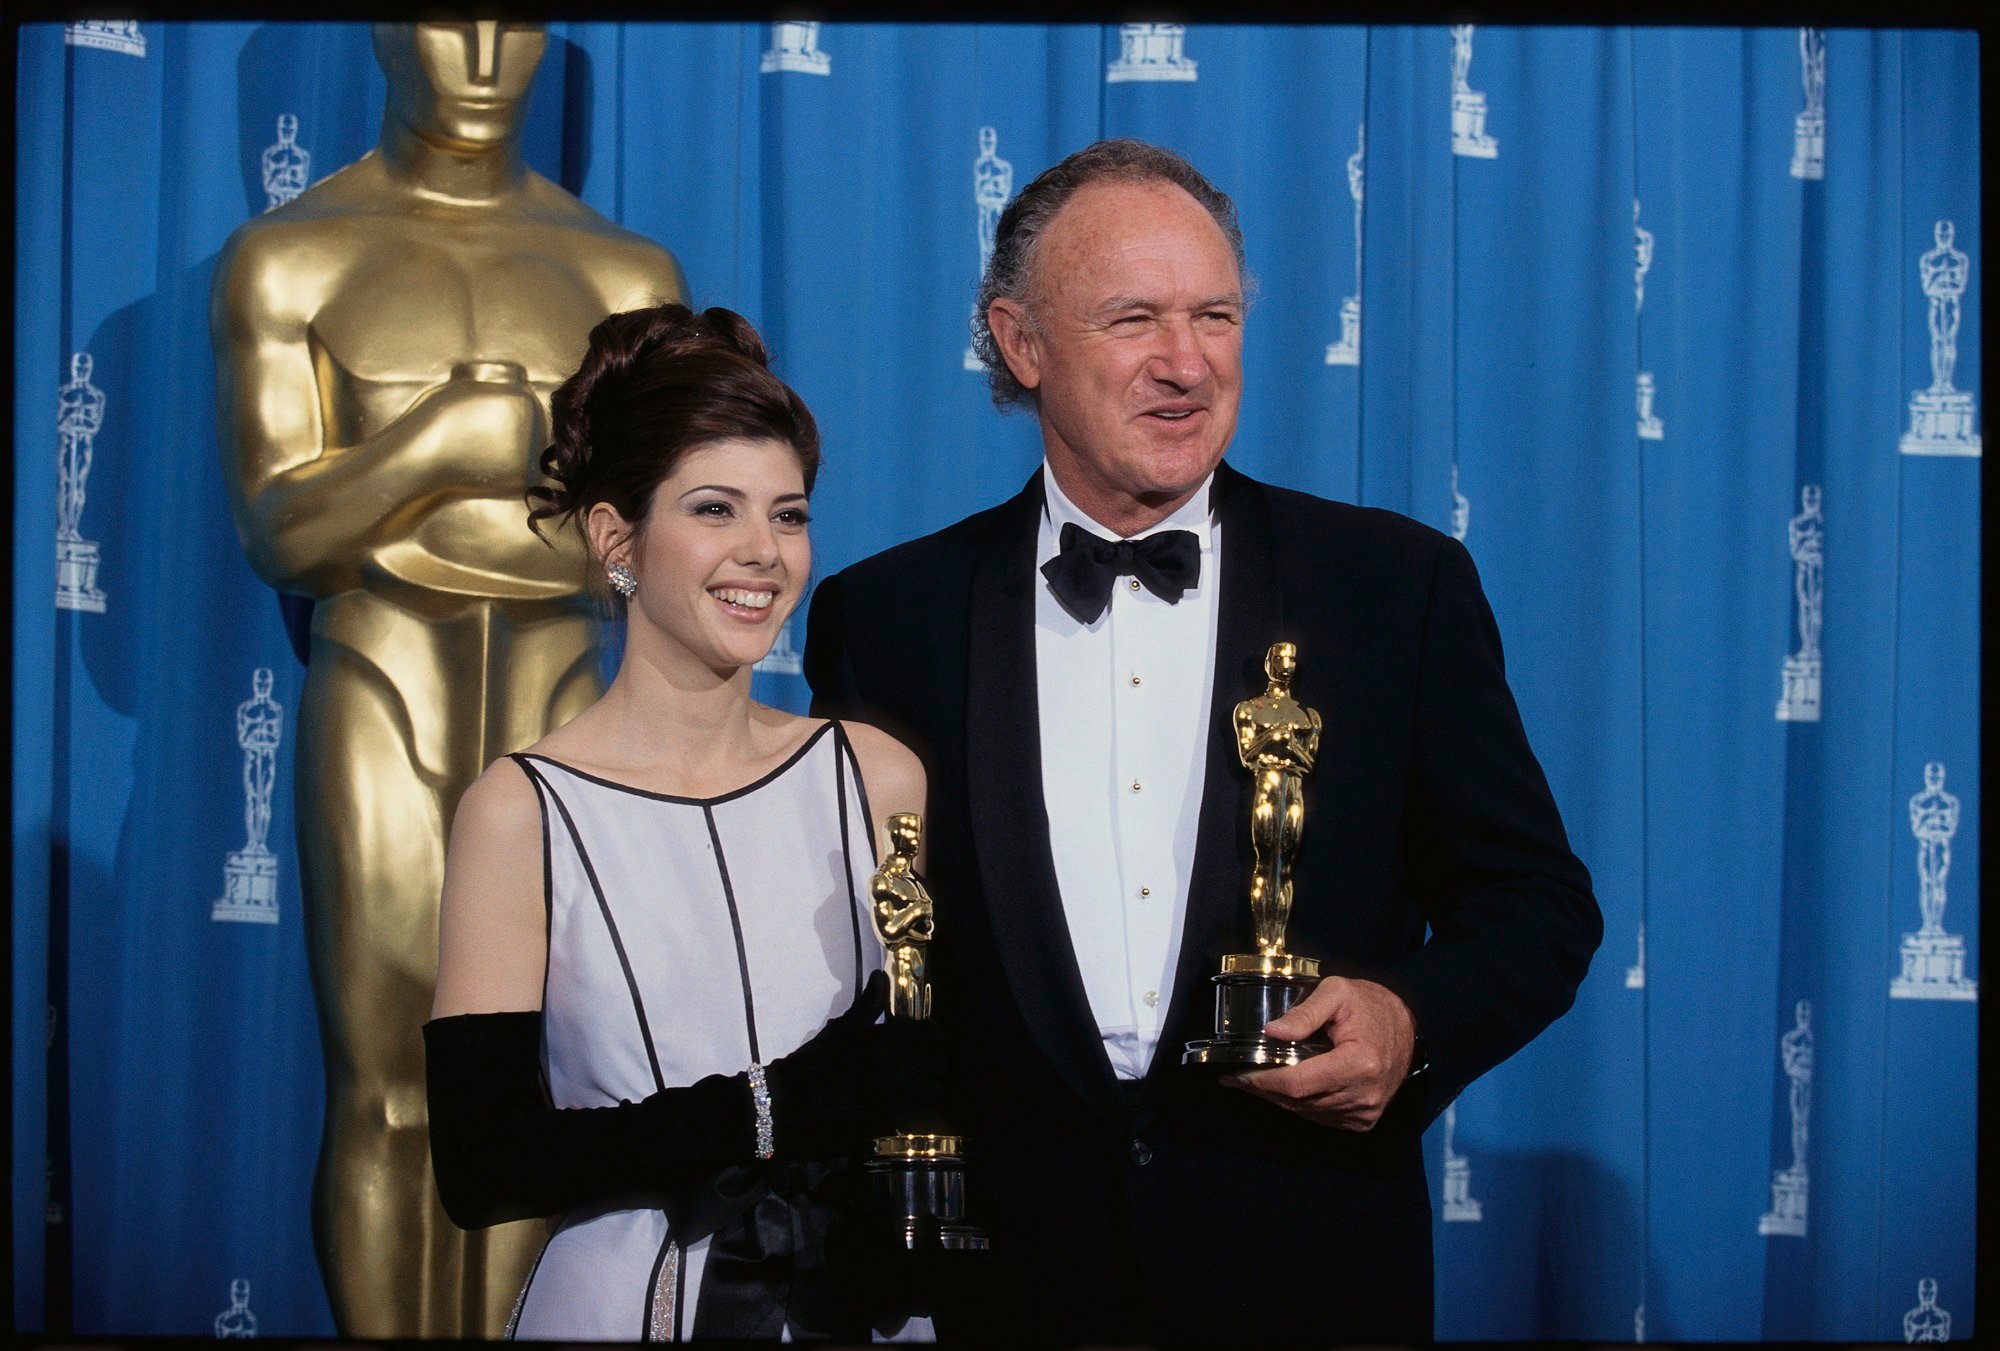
[667,1159,871,1341]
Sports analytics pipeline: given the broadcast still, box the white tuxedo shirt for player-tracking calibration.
[1035,466,1220,1079]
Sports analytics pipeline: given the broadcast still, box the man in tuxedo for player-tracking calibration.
[805,139,1600,1341]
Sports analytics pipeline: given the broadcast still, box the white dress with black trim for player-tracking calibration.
[504,721,881,1342]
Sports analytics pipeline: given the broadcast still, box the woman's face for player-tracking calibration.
[605,437,811,675]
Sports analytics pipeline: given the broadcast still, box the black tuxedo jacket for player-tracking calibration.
[805,463,1600,1342]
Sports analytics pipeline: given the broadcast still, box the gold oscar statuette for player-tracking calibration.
[211,21,685,1338]
[865,814,989,1253]
[1183,642,1332,1068]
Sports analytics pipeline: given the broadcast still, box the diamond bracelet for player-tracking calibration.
[747,1062,775,1160]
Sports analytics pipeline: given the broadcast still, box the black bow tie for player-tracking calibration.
[1041,521,1202,625]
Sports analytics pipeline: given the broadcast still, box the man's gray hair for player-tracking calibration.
[969,138,1247,411]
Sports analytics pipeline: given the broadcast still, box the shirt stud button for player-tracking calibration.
[1128,578,1141,591]
[1131,675,1142,686]
[1143,989,1160,1008]
[1140,886,1151,897]
[1131,780,1142,792]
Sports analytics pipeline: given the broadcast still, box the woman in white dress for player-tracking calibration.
[423,304,943,1341]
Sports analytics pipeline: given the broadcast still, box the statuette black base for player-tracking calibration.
[866,1134,990,1252]
[1182,970,1330,1068]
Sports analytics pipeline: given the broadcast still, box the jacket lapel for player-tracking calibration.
[963,470,1126,1133]
[1150,463,1286,1080]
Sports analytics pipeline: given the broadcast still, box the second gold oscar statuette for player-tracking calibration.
[865,813,989,1251]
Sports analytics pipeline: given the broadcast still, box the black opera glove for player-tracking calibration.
[763,970,953,1161]
[422,1010,753,1230]
[423,972,949,1230]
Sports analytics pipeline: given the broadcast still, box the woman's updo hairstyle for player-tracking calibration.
[527,303,821,550]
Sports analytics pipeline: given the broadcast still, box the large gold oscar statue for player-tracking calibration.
[211,22,684,1337]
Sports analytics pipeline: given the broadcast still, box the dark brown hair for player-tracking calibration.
[527,303,821,552]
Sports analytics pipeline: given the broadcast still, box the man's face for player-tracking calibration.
[375,22,547,148]
[996,178,1244,523]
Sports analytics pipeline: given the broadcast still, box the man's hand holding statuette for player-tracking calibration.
[1222,976,1418,1131]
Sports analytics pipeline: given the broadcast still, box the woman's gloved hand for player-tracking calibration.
[763,970,953,1159]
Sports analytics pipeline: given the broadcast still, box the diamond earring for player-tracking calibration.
[607,562,637,598]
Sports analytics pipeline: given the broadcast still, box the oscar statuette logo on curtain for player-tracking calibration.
[1899,221,1980,457]
[1107,24,1198,83]
[1758,999,1813,1237]
[965,127,1014,371]
[753,617,805,677]
[761,22,832,76]
[1775,485,1823,722]
[65,20,146,57]
[1902,1279,1950,1343]
[1440,1101,1484,1222]
[213,669,285,924]
[1790,30,1826,180]
[56,352,109,613]
[1635,200,1665,441]
[1891,763,1975,1000]
[1325,124,1364,367]
[214,1278,258,1337]
[1450,26,1498,158]
[262,115,310,212]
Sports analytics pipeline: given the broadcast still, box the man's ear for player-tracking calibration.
[986,299,1042,392]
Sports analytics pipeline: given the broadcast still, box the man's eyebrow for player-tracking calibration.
[1093,294,1160,315]
[1092,292,1246,316]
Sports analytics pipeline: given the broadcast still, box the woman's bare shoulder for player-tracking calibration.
[453,754,544,837]
[834,719,926,811]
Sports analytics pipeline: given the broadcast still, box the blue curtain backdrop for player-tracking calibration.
[12,22,1979,1342]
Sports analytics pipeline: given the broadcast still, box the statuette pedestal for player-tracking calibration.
[215,848,280,924]
[1899,390,1981,456]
